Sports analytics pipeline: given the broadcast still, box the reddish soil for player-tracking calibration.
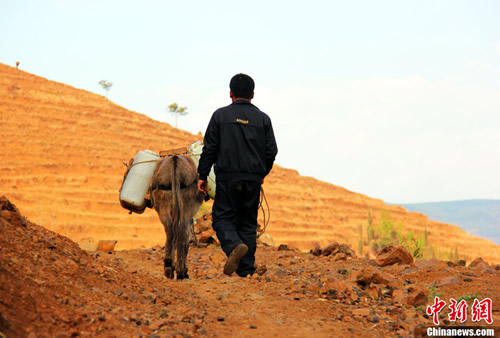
[1,63,500,336]
[1,63,499,264]
[1,198,499,337]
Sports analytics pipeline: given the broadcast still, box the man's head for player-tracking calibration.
[230,73,255,101]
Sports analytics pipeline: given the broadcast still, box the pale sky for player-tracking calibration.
[1,0,499,203]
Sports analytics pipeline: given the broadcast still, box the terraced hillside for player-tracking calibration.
[1,63,499,263]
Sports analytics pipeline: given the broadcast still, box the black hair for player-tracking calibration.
[229,73,255,99]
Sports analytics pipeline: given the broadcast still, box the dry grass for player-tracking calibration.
[1,62,499,264]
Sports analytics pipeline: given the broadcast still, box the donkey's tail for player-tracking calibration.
[170,156,183,243]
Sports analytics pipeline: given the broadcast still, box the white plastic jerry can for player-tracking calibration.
[120,150,160,213]
[187,141,216,199]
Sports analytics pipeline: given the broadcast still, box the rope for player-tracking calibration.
[257,186,270,238]
[122,159,161,169]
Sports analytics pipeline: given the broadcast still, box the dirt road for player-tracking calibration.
[1,197,499,337]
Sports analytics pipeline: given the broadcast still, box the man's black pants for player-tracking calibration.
[212,179,261,277]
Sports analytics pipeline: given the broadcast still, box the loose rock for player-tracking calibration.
[469,257,489,268]
[375,246,413,267]
[356,266,396,286]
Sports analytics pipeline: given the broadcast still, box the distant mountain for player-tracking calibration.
[2,62,500,263]
[401,200,500,245]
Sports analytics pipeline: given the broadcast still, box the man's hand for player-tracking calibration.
[198,179,208,195]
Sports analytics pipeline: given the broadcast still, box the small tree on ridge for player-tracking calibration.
[98,80,113,98]
[167,102,188,129]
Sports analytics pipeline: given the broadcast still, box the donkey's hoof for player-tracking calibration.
[164,267,175,279]
[176,271,190,280]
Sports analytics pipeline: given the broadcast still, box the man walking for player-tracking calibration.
[197,73,278,277]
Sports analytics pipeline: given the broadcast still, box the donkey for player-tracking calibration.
[150,155,203,280]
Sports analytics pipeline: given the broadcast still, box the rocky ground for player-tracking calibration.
[1,196,499,337]
[3,62,500,262]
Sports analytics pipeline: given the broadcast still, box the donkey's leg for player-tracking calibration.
[164,223,175,279]
[190,218,200,247]
[175,220,191,280]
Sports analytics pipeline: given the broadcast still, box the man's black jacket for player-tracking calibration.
[198,100,278,183]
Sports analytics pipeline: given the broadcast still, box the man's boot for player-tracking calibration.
[223,243,248,275]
